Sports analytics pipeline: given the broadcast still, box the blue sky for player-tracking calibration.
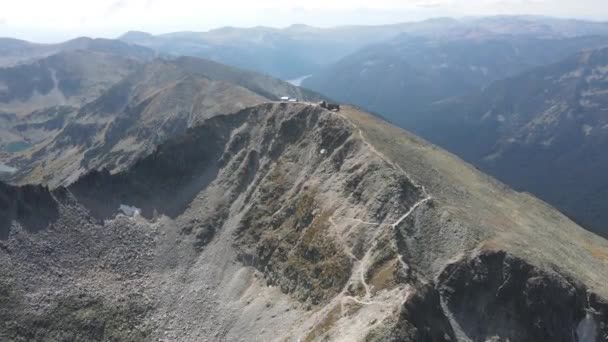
[1,0,607,42]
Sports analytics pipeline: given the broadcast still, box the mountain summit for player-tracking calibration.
[1,102,607,341]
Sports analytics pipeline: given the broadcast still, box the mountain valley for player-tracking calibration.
[402,46,608,238]
[303,34,608,122]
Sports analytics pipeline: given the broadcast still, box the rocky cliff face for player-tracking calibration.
[438,250,608,342]
[0,182,59,239]
[1,103,607,341]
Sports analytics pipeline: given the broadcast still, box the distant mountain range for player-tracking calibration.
[303,34,608,119]
[0,45,321,187]
[0,43,152,164]
[412,47,608,237]
[0,37,155,68]
[0,50,142,116]
[118,24,409,80]
[297,17,608,238]
[118,16,608,80]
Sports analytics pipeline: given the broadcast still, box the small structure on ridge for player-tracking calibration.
[320,101,340,112]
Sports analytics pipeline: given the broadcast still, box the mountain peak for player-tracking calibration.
[3,101,608,341]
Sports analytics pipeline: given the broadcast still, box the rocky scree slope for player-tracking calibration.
[2,57,322,187]
[1,103,608,341]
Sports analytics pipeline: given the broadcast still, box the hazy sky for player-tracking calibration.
[1,0,607,42]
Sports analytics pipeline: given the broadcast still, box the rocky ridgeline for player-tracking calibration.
[1,102,607,341]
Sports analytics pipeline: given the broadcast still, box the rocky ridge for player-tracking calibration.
[2,57,322,187]
[1,102,607,341]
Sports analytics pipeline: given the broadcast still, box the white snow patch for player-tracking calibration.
[0,162,17,174]
[119,204,141,217]
[583,124,593,136]
[560,68,584,80]
[576,312,598,342]
[320,149,327,155]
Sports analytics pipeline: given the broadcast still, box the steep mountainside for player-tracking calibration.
[0,106,78,154]
[410,47,608,238]
[0,45,158,155]
[1,102,607,341]
[2,58,322,187]
[303,34,608,120]
[0,50,142,117]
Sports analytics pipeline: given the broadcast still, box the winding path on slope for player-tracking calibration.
[327,110,434,306]
[333,194,432,306]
